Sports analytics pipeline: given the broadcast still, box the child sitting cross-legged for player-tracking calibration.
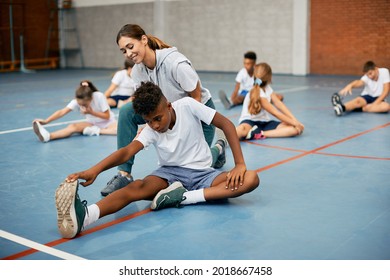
[55,81,260,239]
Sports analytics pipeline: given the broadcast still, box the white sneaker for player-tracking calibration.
[83,126,100,136]
[33,121,50,142]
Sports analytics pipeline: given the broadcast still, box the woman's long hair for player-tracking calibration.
[116,24,171,50]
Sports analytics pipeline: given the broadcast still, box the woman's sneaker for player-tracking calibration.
[331,93,344,116]
[55,180,87,238]
[33,121,50,142]
[100,173,133,196]
[151,182,187,210]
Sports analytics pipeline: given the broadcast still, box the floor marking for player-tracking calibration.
[0,229,86,260]
[2,122,388,259]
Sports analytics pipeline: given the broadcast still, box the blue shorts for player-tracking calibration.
[240,120,280,131]
[361,95,378,104]
[150,166,223,191]
[239,89,249,97]
[109,95,131,107]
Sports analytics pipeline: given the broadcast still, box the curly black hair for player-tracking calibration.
[133,82,166,116]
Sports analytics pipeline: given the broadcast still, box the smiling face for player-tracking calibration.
[118,35,148,64]
[143,101,174,133]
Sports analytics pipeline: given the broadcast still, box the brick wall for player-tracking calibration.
[310,0,390,75]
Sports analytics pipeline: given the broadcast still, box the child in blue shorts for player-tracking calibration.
[331,61,390,116]
[236,62,304,140]
[55,81,260,239]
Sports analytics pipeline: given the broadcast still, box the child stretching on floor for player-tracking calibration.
[331,61,390,116]
[55,82,259,238]
[236,62,304,140]
[33,80,117,143]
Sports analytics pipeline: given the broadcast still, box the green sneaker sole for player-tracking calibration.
[55,180,79,238]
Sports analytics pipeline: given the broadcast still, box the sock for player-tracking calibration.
[83,204,100,228]
[215,143,223,155]
[180,189,206,205]
[341,104,346,111]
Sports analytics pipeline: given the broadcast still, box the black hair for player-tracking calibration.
[244,51,257,61]
[363,61,376,73]
[124,59,134,69]
[133,82,166,116]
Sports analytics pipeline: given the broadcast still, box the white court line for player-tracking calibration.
[0,229,86,260]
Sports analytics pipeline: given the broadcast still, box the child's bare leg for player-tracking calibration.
[263,123,300,138]
[236,123,253,140]
[107,98,117,107]
[344,96,367,112]
[97,175,168,218]
[100,122,118,135]
[203,170,259,201]
[50,122,91,140]
[363,101,390,113]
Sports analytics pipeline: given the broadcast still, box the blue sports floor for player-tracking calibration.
[0,69,389,260]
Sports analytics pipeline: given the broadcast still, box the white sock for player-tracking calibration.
[215,143,223,155]
[180,189,206,205]
[83,204,100,228]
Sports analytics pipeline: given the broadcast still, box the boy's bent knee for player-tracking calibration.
[245,170,260,192]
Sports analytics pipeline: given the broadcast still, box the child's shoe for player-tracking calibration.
[83,126,100,136]
[33,121,50,142]
[331,93,344,116]
[246,125,266,140]
[151,182,187,210]
[55,180,87,238]
[218,90,232,109]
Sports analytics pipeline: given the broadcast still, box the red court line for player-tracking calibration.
[246,140,390,161]
[2,208,151,260]
[255,122,390,173]
[3,122,389,260]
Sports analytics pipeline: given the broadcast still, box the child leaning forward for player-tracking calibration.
[55,81,260,239]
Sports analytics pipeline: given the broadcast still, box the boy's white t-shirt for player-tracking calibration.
[361,68,390,97]
[136,97,215,169]
[239,85,274,123]
[236,68,254,93]
[67,91,115,126]
[111,69,135,97]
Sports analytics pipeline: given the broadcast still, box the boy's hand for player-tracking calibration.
[225,163,247,191]
[339,85,352,96]
[66,170,97,187]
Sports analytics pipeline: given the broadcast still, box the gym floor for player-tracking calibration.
[0,69,389,260]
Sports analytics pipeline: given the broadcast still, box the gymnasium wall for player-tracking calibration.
[310,0,390,75]
[72,0,309,75]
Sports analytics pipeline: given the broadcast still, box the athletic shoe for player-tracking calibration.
[150,182,187,210]
[33,121,50,142]
[246,125,266,140]
[331,93,344,116]
[83,125,100,136]
[55,180,87,238]
[100,173,133,196]
[213,138,227,169]
[218,90,232,109]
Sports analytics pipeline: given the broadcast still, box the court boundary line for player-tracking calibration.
[2,122,389,260]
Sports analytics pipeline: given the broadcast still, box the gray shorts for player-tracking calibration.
[150,166,223,191]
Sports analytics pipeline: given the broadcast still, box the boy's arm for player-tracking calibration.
[339,79,364,96]
[66,140,144,186]
[373,82,389,104]
[212,112,246,188]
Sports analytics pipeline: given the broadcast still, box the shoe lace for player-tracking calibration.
[106,174,120,185]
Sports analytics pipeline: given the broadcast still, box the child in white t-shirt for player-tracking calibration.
[55,81,259,239]
[32,80,117,143]
[105,60,135,109]
[236,63,304,140]
[332,61,390,116]
[219,51,283,109]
